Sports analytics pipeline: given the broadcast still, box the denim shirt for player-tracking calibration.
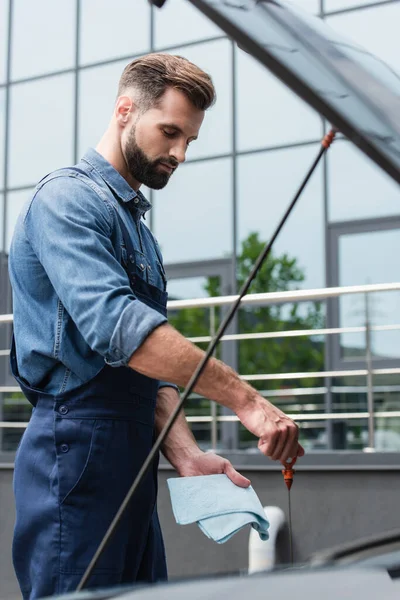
[9,148,177,395]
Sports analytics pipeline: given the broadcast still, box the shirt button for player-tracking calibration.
[129,254,134,263]
[148,265,152,271]
[59,405,69,415]
[140,263,145,270]
[133,198,139,204]
[60,443,69,453]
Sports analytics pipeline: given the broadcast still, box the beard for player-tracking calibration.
[124,127,177,190]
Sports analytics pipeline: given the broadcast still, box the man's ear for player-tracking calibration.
[115,95,134,126]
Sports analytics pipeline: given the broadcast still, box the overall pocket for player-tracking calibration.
[56,417,157,574]
[55,417,109,505]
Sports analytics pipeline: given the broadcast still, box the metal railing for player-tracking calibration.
[1,282,400,452]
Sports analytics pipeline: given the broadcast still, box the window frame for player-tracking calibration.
[328,215,400,372]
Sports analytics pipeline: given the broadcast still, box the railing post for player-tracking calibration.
[365,292,375,451]
[209,306,218,451]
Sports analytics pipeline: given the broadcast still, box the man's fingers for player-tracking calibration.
[270,426,289,461]
[280,420,300,463]
[258,419,301,463]
[297,443,305,457]
[224,462,251,488]
[259,428,278,458]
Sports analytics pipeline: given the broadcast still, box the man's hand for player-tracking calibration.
[176,450,251,488]
[237,395,305,463]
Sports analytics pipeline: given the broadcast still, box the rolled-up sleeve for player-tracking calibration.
[24,175,167,366]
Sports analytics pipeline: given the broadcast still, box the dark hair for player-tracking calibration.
[118,53,216,111]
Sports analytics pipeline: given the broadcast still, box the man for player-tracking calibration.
[9,53,304,600]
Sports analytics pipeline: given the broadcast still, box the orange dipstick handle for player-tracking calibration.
[282,456,297,491]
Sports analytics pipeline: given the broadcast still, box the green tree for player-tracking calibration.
[235,232,324,390]
[169,232,325,390]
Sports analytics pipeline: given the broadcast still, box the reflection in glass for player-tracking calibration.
[238,145,324,289]
[167,277,210,301]
[80,0,150,66]
[78,61,127,157]
[376,390,400,451]
[154,0,223,49]
[332,384,400,451]
[326,4,400,73]
[163,40,232,159]
[328,141,400,222]
[1,392,32,453]
[338,229,400,361]
[5,188,34,251]
[11,0,75,80]
[8,75,74,188]
[325,0,390,14]
[167,277,217,339]
[290,0,320,13]
[153,158,232,263]
[0,88,5,189]
[236,47,321,151]
[0,0,9,83]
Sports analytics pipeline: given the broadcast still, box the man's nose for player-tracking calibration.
[170,143,186,165]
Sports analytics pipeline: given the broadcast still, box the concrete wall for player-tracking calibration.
[1,453,400,599]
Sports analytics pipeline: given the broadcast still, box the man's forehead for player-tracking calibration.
[154,90,204,134]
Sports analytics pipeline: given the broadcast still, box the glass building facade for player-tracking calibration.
[0,0,399,454]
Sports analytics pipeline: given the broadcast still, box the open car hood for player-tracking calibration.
[183,0,400,184]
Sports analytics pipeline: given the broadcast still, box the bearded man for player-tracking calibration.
[9,53,303,600]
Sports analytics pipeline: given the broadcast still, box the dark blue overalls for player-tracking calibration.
[11,209,168,599]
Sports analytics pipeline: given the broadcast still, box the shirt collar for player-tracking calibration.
[81,147,152,217]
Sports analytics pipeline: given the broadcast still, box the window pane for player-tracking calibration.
[338,229,400,362]
[290,0,320,13]
[325,0,390,12]
[238,145,324,289]
[236,47,322,151]
[154,0,223,49]
[0,0,9,83]
[376,425,400,452]
[153,158,233,263]
[328,141,400,222]
[167,277,210,300]
[78,60,127,157]
[1,393,32,453]
[5,188,33,251]
[0,88,5,189]
[11,0,76,80]
[8,75,74,188]
[80,0,150,66]
[326,4,400,73]
[164,40,232,159]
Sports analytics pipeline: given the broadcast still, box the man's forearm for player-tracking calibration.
[129,323,257,415]
[130,323,304,464]
[155,386,202,471]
